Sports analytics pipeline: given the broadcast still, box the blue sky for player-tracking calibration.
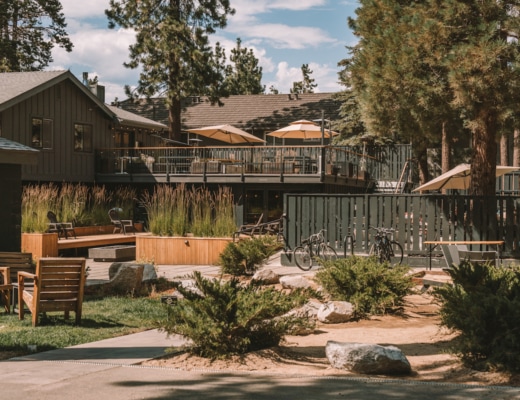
[48,0,359,104]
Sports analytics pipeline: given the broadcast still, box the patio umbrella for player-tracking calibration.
[412,163,520,192]
[186,124,265,144]
[266,120,339,140]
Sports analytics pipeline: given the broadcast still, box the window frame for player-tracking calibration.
[73,123,93,153]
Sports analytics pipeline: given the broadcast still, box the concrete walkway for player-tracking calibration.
[1,256,519,399]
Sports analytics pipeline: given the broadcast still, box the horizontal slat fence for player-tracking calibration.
[285,193,520,259]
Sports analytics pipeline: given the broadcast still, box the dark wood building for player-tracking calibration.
[0,70,166,184]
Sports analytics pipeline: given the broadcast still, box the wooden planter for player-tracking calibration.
[136,236,232,265]
[21,233,59,260]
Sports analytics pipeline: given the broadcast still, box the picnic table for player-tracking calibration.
[423,240,504,270]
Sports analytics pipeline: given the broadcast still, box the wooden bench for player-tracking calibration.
[0,252,34,283]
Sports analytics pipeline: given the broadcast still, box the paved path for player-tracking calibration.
[2,255,519,399]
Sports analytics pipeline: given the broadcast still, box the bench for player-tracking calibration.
[0,251,34,283]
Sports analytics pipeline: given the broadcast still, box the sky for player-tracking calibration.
[47,0,359,104]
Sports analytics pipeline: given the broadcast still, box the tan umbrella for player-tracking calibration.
[267,120,339,140]
[186,124,265,144]
[412,163,520,192]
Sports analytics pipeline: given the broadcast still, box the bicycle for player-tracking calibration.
[368,226,403,266]
[293,229,338,271]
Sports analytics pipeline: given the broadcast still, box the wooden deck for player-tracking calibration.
[57,233,148,250]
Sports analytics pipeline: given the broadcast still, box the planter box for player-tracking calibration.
[89,245,136,261]
[21,233,59,260]
[136,236,232,265]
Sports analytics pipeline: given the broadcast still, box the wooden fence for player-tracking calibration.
[284,193,520,259]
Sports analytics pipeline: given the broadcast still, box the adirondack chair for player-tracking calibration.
[18,257,86,326]
[47,211,76,239]
[109,208,135,235]
[0,266,11,313]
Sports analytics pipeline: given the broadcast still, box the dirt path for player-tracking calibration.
[144,291,520,387]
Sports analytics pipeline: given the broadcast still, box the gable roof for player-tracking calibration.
[0,71,167,131]
[119,92,341,133]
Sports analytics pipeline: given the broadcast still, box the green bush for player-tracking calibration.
[434,260,520,372]
[219,236,282,276]
[161,271,311,359]
[314,256,414,317]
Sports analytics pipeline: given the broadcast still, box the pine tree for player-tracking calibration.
[291,63,317,94]
[0,0,73,72]
[344,0,520,195]
[224,38,264,95]
[105,0,235,141]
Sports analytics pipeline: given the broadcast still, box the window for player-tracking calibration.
[31,118,53,148]
[74,123,93,152]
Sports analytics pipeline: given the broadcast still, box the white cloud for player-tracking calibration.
[60,0,108,18]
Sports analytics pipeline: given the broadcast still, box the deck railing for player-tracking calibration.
[95,145,393,180]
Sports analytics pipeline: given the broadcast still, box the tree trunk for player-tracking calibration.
[514,129,520,167]
[441,121,450,173]
[500,133,509,166]
[168,97,182,142]
[470,110,497,196]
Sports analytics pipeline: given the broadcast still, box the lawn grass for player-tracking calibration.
[0,295,169,359]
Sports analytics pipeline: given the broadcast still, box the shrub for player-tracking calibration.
[161,271,311,359]
[314,256,414,317]
[434,260,520,372]
[219,236,282,276]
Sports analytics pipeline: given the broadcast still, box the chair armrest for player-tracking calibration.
[0,266,10,285]
[121,219,134,225]
[18,271,37,291]
[61,222,74,229]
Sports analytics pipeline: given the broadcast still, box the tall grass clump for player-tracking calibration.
[21,184,60,232]
[58,183,89,225]
[143,185,177,236]
[88,185,113,225]
[213,186,236,237]
[190,187,213,237]
[171,184,189,235]
[112,185,137,220]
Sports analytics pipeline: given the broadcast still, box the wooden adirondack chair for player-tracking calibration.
[0,266,12,313]
[18,257,86,326]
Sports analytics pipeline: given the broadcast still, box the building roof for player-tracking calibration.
[107,105,167,131]
[119,92,341,133]
[0,71,166,131]
[0,137,39,165]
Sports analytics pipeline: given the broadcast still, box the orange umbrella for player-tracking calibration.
[186,124,265,144]
[267,120,339,140]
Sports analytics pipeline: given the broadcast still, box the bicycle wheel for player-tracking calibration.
[388,241,404,265]
[294,245,313,271]
[318,243,337,262]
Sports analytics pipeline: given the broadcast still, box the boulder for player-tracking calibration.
[317,301,355,323]
[280,275,312,289]
[251,269,280,285]
[106,264,144,294]
[109,262,157,282]
[325,341,411,375]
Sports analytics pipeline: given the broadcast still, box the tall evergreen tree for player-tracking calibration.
[291,63,317,94]
[345,0,520,195]
[0,0,72,72]
[224,38,264,95]
[105,0,235,141]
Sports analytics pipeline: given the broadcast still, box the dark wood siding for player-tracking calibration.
[2,81,114,183]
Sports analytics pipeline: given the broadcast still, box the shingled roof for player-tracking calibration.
[119,92,341,133]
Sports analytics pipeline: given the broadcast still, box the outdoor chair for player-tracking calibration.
[109,208,135,235]
[0,266,12,313]
[233,214,264,241]
[442,244,497,268]
[18,257,86,326]
[47,211,76,239]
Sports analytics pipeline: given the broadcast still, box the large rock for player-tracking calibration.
[106,264,144,294]
[325,341,411,375]
[251,269,280,285]
[317,301,355,323]
[109,262,157,282]
[279,275,312,289]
